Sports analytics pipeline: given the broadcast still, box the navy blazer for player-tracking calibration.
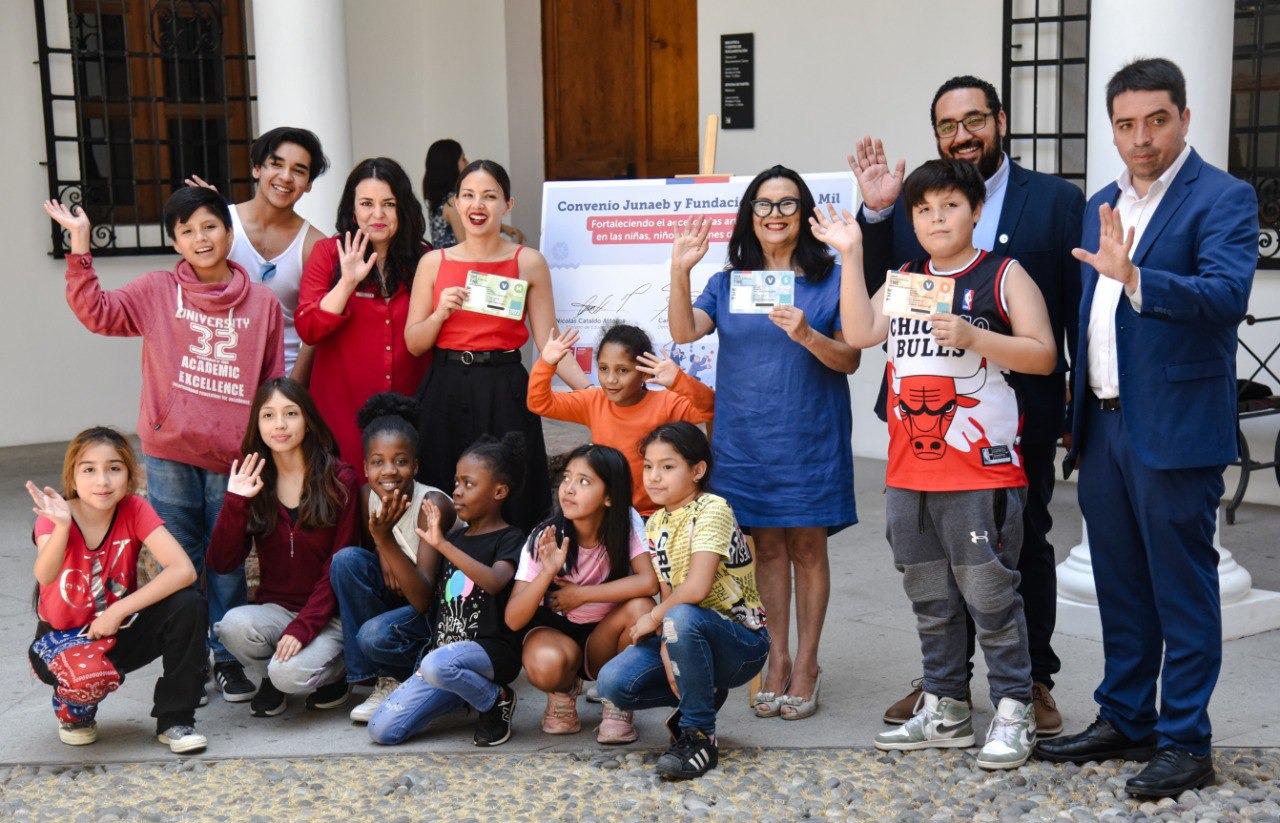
[859,159,1086,442]
[1067,148,1258,471]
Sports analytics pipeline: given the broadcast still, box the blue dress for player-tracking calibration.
[693,265,856,531]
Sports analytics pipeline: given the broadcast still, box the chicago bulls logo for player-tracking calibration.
[889,358,988,460]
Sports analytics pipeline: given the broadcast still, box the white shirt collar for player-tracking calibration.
[986,152,1011,194]
[1116,143,1192,201]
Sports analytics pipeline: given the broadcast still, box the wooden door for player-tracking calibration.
[542,0,698,181]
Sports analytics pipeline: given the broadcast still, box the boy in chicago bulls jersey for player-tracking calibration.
[814,159,1056,769]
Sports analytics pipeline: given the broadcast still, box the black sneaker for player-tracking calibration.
[213,660,257,703]
[656,727,719,780]
[250,679,287,717]
[305,679,351,710]
[664,687,729,743]
[473,685,517,747]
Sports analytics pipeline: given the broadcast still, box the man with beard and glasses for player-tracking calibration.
[851,74,1085,737]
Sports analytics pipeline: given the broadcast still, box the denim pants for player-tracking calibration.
[329,547,434,683]
[596,603,770,735]
[144,455,246,663]
[366,641,498,745]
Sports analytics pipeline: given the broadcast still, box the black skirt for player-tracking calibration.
[415,354,551,530]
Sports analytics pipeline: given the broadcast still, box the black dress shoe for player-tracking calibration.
[1125,748,1215,798]
[1034,717,1156,764]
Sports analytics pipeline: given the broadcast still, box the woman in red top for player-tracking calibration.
[296,158,430,469]
[405,160,587,529]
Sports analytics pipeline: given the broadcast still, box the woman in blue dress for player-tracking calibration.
[667,165,858,721]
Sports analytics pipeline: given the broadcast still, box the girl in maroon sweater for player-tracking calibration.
[209,378,359,717]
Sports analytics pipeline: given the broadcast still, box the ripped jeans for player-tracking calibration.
[886,486,1032,707]
[596,603,769,736]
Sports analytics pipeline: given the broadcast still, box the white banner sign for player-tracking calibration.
[540,172,856,387]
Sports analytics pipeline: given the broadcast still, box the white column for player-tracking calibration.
[251,0,352,233]
[1057,0,1280,642]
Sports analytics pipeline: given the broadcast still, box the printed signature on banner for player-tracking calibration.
[569,282,671,324]
[585,213,737,245]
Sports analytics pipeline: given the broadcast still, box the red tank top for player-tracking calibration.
[885,251,1026,492]
[434,247,530,351]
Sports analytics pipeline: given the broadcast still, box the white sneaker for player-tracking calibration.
[874,692,975,751]
[976,697,1036,770]
[58,720,97,746]
[157,724,207,754]
[350,677,400,724]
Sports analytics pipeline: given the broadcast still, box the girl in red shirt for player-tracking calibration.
[405,159,588,529]
[26,427,207,753]
[208,378,360,718]
[296,158,431,469]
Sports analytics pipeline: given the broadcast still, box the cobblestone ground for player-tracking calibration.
[2,748,1280,822]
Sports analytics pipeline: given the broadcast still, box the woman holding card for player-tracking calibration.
[667,165,858,721]
[405,159,588,530]
[296,158,431,469]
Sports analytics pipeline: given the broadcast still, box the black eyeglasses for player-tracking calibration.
[750,197,801,218]
[935,111,994,138]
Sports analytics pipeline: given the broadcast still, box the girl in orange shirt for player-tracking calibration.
[527,323,713,516]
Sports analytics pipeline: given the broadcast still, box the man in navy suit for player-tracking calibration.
[1035,58,1257,797]
[854,76,1085,735]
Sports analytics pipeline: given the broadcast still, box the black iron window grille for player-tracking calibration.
[1232,1,1280,268]
[1002,0,1090,193]
[34,0,255,256]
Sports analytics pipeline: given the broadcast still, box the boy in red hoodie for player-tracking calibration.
[43,187,284,702]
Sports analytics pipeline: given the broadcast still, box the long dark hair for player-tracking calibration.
[334,157,427,297]
[726,165,835,282]
[422,138,463,214]
[530,445,634,582]
[241,378,349,536]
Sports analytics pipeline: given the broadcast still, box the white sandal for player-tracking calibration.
[779,670,822,721]
[752,675,791,718]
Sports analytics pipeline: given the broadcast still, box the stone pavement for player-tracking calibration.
[3,423,1280,821]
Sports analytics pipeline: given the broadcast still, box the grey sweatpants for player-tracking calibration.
[215,603,346,694]
[885,486,1032,706]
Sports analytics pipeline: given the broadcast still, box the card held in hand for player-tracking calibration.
[881,270,955,319]
[729,270,795,314]
[463,270,528,320]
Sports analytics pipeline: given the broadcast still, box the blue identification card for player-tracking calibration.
[729,270,795,314]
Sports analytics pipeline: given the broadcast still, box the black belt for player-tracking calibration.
[440,348,521,366]
[1091,392,1121,411]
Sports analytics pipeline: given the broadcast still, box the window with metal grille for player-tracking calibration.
[1002,0,1090,193]
[34,0,255,256]
[1232,1,1280,268]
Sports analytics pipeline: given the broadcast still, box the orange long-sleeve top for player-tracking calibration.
[527,357,715,516]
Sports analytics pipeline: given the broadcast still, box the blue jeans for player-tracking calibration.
[367,641,498,745]
[329,547,433,683]
[597,603,770,735]
[144,455,245,664]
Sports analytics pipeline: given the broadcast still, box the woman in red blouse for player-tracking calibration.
[296,158,430,469]
[405,160,587,529]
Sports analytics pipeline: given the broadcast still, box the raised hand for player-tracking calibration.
[534,525,570,576]
[540,327,580,366]
[227,453,267,498]
[848,136,905,212]
[337,230,377,287]
[432,285,467,322]
[1072,203,1137,289]
[418,499,446,547]
[369,488,409,539]
[769,305,814,345]
[671,215,711,273]
[810,203,863,256]
[636,351,679,387]
[41,200,91,255]
[184,174,219,192]
[26,481,71,526]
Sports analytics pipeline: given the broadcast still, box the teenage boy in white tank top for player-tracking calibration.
[187,126,328,381]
